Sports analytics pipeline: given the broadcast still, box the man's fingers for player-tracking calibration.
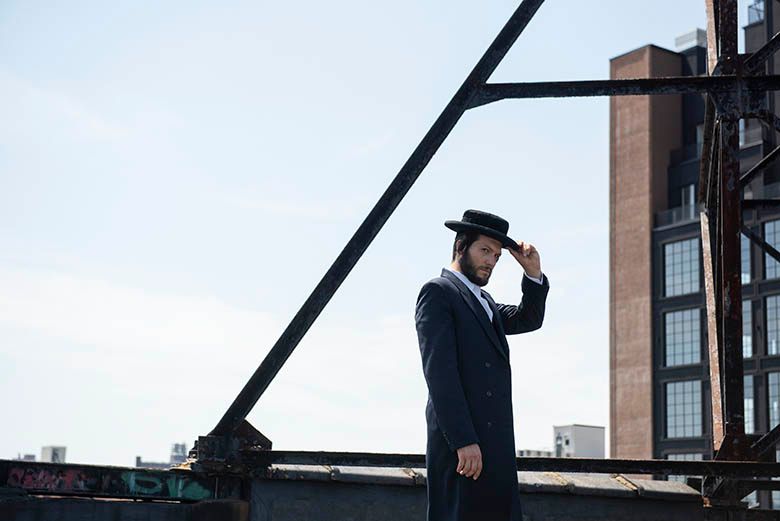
[458,454,469,476]
[459,458,468,476]
[467,456,481,479]
[512,240,537,258]
[456,455,464,474]
[471,455,482,477]
[473,459,483,480]
[463,457,475,477]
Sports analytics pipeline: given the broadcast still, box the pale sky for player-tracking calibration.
[1,1,739,465]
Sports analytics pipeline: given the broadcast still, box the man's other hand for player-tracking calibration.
[456,443,483,480]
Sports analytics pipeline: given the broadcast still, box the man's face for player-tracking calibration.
[458,235,503,287]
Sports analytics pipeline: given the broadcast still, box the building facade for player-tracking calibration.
[610,2,780,507]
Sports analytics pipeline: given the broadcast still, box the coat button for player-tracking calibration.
[485,362,491,368]
[486,391,492,397]
[487,421,493,428]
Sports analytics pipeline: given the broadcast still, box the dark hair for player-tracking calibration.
[452,230,481,261]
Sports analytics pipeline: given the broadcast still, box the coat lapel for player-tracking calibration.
[483,291,510,357]
[441,269,508,363]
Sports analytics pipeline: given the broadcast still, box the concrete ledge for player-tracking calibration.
[632,478,702,501]
[265,465,700,502]
[517,471,574,493]
[331,466,419,487]
[265,464,333,482]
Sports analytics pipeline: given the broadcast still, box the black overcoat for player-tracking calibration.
[415,269,549,521]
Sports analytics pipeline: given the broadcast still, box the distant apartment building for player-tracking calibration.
[554,425,605,458]
[518,425,605,459]
[40,446,66,463]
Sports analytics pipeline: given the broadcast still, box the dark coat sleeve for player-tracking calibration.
[415,281,479,452]
[497,274,550,335]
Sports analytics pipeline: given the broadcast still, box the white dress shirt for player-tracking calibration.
[443,267,544,322]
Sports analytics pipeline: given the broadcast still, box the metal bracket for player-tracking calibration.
[191,420,272,473]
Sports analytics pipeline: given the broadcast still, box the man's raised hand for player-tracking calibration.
[508,240,541,280]
[456,443,483,480]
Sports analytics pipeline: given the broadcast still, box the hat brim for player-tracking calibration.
[444,221,519,251]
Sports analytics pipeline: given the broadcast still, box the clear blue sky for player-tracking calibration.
[1,1,741,465]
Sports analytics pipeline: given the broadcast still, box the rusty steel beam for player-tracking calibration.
[740,143,780,186]
[699,96,718,203]
[718,0,738,65]
[246,451,780,478]
[742,225,780,265]
[711,0,746,457]
[745,31,780,74]
[704,0,719,74]
[469,76,780,107]
[718,117,746,446]
[752,423,780,461]
[703,211,725,449]
[209,0,548,437]
[707,121,722,210]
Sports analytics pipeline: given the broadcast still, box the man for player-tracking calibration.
[415,209,549,521]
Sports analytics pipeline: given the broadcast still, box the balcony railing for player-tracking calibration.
[655,204,701,228]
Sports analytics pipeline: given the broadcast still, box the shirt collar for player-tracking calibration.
[444,266,483,296]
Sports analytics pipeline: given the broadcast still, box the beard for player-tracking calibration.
[458,250,491,287]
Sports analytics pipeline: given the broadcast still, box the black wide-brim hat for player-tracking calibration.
[445,209,519,251]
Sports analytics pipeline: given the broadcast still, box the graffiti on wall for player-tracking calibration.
[121,471,212,500]
[6,468,93,492]
[6,465,214,500]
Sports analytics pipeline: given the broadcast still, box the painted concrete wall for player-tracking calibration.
[3,467,705,521]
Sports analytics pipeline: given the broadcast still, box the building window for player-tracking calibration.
[742,233,751,284]
[770,373,780,429]
[765,220,780,279]
[664,238,700,297]
[744,300,753,358]
[667,452,702,483]
[745,375,755,435]
[666,380,702,438]
[767,296,780,355]
[749,0,765,25]
[665,309,701,366]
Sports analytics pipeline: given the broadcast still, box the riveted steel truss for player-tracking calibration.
[191,0,780,516]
